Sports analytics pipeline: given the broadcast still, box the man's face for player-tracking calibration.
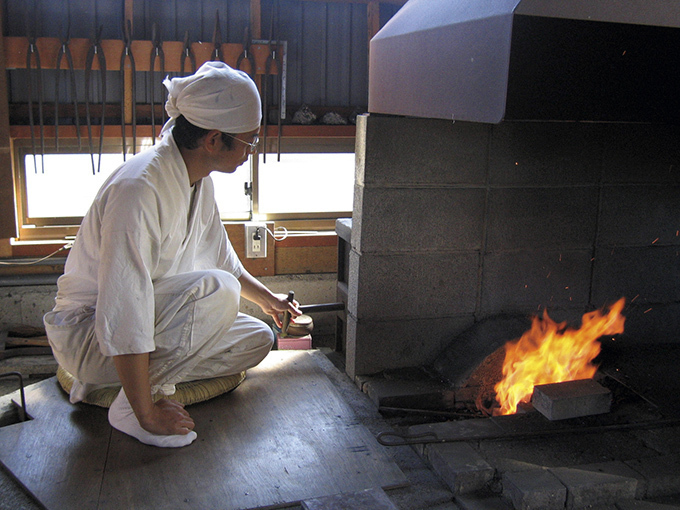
[214,129,260,174]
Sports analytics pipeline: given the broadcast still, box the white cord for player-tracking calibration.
[264,226,289,242]
[0,241,74,266]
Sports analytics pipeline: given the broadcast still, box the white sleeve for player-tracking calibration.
[95,182,161,357]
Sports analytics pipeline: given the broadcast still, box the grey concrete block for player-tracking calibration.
[489,122,603,186]
[591,247,680,305]
[601,123,680,185]
[598,185,680,246]
[408,417,504,444]
[354,187,486,254]
[577,461,648,499]
[348,251,479,321]
[616,499,680,509]
[532,379,611,421]
[359,115,490,187]
[550,466,638,509]
[480,250,592,314]
[455,491,514,510]
[624,455,680,498]
[502,468,567,510]
[485,187,599,251]
[425,442,495,495]
[301,487,398,510]
[344,314,474,378]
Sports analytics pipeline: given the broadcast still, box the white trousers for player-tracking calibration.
[44,270,274,398]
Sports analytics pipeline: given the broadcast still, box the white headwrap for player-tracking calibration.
[161,61,261,136]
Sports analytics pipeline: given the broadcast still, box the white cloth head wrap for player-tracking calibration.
[161,61,261,136]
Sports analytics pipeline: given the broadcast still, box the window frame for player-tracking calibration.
[11,132,355,242]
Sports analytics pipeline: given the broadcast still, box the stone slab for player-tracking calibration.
[532,379,612,421]
[502,468,567,510]
[624,455,680,498]
[578,461,648,499]
[425,442,495,495]
[549,466,638,509]
[455,491,514,510]
[301,487,398,510]
[616,499,680,509]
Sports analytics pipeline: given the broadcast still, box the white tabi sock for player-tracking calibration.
[108,388,197,448]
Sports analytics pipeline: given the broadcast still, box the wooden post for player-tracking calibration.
[0,2,17,239]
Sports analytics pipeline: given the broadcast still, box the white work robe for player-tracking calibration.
[44,134,273,398]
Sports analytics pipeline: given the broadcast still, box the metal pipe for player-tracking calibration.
[299,302,344,314]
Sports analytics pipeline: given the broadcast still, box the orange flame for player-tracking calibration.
[494,298,626,415]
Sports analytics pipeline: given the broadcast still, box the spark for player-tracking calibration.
[652,238,659,244]
[644,308,652,314]
[631,294,639,302]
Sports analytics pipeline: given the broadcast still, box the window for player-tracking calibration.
[13,135,355,241]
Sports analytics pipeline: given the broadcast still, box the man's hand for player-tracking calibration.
[238,270,301,327]
[137,398,195,436]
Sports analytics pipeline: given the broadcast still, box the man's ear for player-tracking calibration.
[203,130,223,153]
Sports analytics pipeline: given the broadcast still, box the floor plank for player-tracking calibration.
[0,351,407,510]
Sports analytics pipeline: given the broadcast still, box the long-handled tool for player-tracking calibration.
[120,19,136,159]
[55,18,81,152]
[26,13,45,173]
[211,11,223,62]
[235,26,256,79]
[180,30,196,76]
[149,23,165,144]
[281,291,295,337]
[84,25,107,174]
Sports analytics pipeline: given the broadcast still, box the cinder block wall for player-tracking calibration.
[346,114,680,378]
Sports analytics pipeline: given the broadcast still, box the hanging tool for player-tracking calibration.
[180,30,196,76]
[269,0,285,161]
[211,10,223,62]
[263,0,281,163]
[84,25,107,174]
[120,19,136,160]
[149,23,166,144]
[235,26,256,79]
[26,14,45,173]
[55,19,81,152]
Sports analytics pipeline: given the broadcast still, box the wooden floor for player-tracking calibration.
[0,351,407,510]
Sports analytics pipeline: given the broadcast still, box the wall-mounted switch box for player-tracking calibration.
[245,222,267,258]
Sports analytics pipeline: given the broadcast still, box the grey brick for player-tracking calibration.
[598,185,680,246]
[550,466,638,509]
[485,187,599,251]
[577,461,648,499]
[489,122,603,186]
[348,252,479,321]
[502,468,567,510]
[480,250,592,314]
[624,455,680,498]
[301,487,398,510]
[355,187,486,254]
[532,379,611,421]
[602,123,680,185]
[425,442,495,495]
[359,115,490,187]
[591,247,680,305]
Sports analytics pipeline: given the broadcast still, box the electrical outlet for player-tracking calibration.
[245,222,267,258]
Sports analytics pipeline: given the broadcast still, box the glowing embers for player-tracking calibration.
[493,298,626,415]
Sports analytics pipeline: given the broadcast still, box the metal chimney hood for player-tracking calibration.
[368,0,680,123]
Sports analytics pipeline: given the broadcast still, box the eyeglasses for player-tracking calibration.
[221,133,260,154]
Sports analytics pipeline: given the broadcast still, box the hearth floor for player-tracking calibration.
[2,345,680,510]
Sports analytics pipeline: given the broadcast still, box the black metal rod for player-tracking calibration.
[298,302,345,314]
[0,371,27,422]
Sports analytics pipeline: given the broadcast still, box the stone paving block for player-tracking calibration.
[455,491,514,510]
[578,461,648,499]
[425,442,495,495]
[301,487,398,510]
[550,466,638,509]
[532,379,611,421]
[502,468,567,510]
[616,500,680,510]
[624,455,680,498]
